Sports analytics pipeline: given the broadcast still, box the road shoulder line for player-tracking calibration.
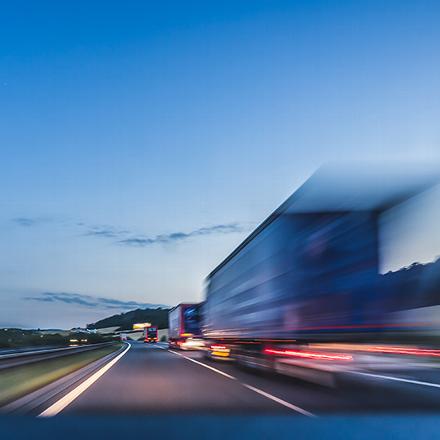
[2,347,123,415]
[38,343,131,417]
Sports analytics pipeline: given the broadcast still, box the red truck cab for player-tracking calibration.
[144,326,158,343]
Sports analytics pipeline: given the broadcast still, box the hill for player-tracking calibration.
[87,308,170,331]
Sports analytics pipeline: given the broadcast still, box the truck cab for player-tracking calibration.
[144,326,158,343]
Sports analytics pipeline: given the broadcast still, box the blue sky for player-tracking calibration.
[1,0,440,328]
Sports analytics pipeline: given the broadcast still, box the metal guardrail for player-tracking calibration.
[0,342,116,370]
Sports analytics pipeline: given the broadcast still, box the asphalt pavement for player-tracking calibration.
[55,341,440,416]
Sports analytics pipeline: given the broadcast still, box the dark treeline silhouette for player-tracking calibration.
[381,257,440,312]
[0,329,109,348]
[87,308,170,331]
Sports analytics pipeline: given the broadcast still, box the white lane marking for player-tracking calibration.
[242,383,316,417]
[355,372,440,389]
[167,349,314,416]
[168,350,236,379]
[38,343,131,417]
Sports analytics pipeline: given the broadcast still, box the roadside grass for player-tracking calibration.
[0,343,122,407]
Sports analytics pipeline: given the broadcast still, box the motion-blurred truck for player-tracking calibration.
[168,303,204,350]
[202,165,440,385]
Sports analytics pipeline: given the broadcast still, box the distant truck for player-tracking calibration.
[168,303,203,350]
[144,326,158,343]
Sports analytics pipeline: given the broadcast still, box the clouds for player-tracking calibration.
[118,223,245,247]
[24,292,168,310]
[12,217,49,227]
[84,226,129,239]
[11,215,248,248]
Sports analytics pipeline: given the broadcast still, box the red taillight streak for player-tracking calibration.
[264,348,352,361]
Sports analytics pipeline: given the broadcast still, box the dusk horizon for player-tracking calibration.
[2,0,440,329]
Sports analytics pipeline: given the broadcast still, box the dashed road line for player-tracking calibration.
[242,383,316,417]
[168,349,236,379]
[355,372,440,389]
[167,349,315,416]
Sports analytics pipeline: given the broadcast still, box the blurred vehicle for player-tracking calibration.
[144,326,158,343]
[201,165,440,384]
[168,303,203,349]
[69,337,89,346]
[179,337,205,350]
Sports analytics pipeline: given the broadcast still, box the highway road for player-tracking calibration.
[31,341,440,417]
